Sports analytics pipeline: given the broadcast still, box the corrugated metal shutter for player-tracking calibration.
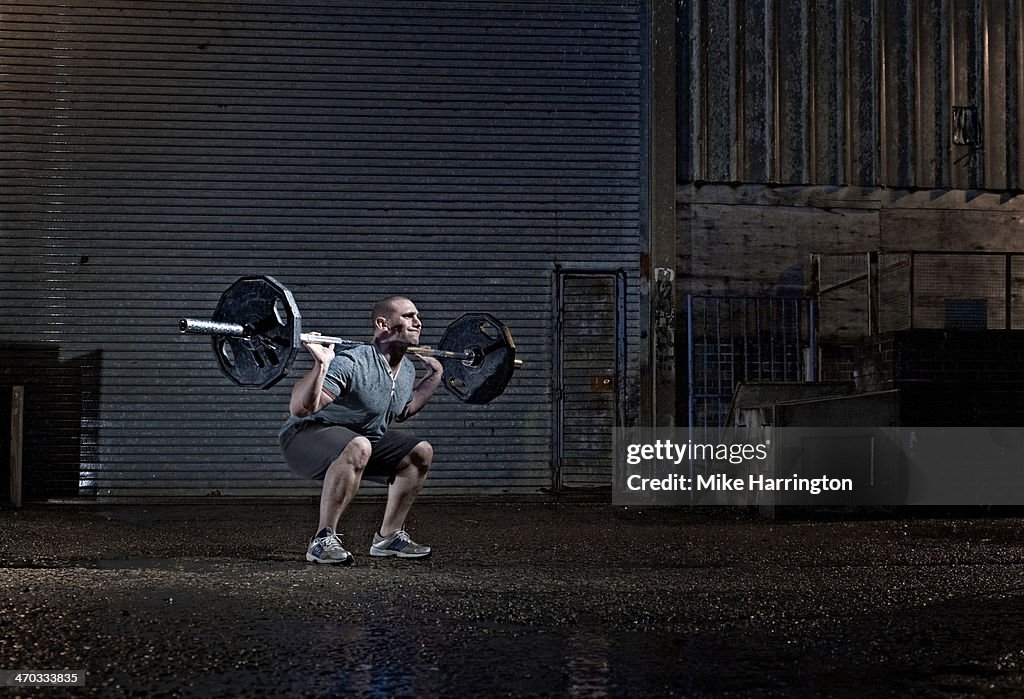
[1,1,645,501]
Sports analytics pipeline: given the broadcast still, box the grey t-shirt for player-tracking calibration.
[279,344,416,443]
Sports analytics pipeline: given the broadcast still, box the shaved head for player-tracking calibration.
[372,296,413,322]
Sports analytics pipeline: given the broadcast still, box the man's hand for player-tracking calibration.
[289,333,336,417]
[410,352,443,377]
[303,332,335,366]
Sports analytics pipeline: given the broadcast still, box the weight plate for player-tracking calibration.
[437,313,517,404]
[210,276,302,389]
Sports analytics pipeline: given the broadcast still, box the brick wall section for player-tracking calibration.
[851,331,1024,426]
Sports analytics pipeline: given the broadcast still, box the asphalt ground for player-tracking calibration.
[2,501,1024,697]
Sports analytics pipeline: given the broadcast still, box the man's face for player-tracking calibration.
[377,298,422,346]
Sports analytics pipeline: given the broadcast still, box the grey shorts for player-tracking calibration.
[279,422,423,484]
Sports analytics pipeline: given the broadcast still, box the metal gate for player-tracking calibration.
[554,271,625,490]
[686,295,818,438]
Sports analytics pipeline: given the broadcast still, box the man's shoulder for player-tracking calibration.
[341,343,374,355]
[324,344,366,374]
[334,343,375,361]
[331,343,380,373]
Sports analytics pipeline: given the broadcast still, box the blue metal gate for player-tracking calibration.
[686,296,818,438]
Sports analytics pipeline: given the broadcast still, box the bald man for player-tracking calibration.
[279,296,444,564]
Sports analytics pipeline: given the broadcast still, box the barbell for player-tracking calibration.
[178,276,520,404]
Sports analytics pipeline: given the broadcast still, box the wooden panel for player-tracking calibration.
[686,201,880,297]
[680,186,1024,308]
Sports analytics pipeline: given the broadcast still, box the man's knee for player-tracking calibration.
[334,436,372,474]
[409,441,433,471]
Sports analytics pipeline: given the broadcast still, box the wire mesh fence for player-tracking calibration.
[686,296,817,439]
[815,252,1024,338]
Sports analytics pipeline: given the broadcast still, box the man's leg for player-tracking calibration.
[319,435,372,532]
[379,440,432,536]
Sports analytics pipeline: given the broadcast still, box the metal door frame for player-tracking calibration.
[552,266,627,491]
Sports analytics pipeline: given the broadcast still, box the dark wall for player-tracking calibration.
[854,330,1024,426]
[0,347,101,500]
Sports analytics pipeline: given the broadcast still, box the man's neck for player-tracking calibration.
[374,340,406,371]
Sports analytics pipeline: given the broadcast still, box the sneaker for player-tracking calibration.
[306,527,353,565]
[369,529,431,559]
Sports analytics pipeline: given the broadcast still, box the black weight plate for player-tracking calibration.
[437,313,517,404]
[210,276,302,389]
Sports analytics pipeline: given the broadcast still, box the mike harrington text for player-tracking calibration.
[626,473,854,494]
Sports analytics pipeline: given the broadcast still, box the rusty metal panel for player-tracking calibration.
[678,0,703,183]
[983,0,1010,190]
[1011,0,1024,190]
[950,0,983,188]
[914,0,950,188]
[740,0,774,183]
[775,0,811,183]
[1016,0,1024,189]
[679,0,1024,190]
[880,0,915,186]
[846,0,882,186]
[810,0,845,184]
[705,1,738,182]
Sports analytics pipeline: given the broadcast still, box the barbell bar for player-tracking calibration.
[178,275,520,403]
[178,317,476,363]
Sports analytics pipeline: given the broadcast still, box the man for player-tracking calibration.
[278,296,443,565]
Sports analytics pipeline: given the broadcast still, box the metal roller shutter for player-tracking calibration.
[1,1,645,501]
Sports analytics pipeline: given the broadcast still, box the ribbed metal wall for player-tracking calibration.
[0,1,645,500]
[679,0,1024,189]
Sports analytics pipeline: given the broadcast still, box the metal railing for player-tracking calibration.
[815,252,1024,338]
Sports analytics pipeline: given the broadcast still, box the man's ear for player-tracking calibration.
[374,316,389,330]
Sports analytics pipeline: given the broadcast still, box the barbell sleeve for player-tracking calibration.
[180,318,246,337]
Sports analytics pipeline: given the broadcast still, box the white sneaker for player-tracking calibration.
[306,527,353,565]
[369,529,431,558]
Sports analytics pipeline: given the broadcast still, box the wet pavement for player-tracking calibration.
[3,501,1024,697]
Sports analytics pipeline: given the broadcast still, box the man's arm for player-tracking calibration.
[398,355,444,420]
[289,337,337,417]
